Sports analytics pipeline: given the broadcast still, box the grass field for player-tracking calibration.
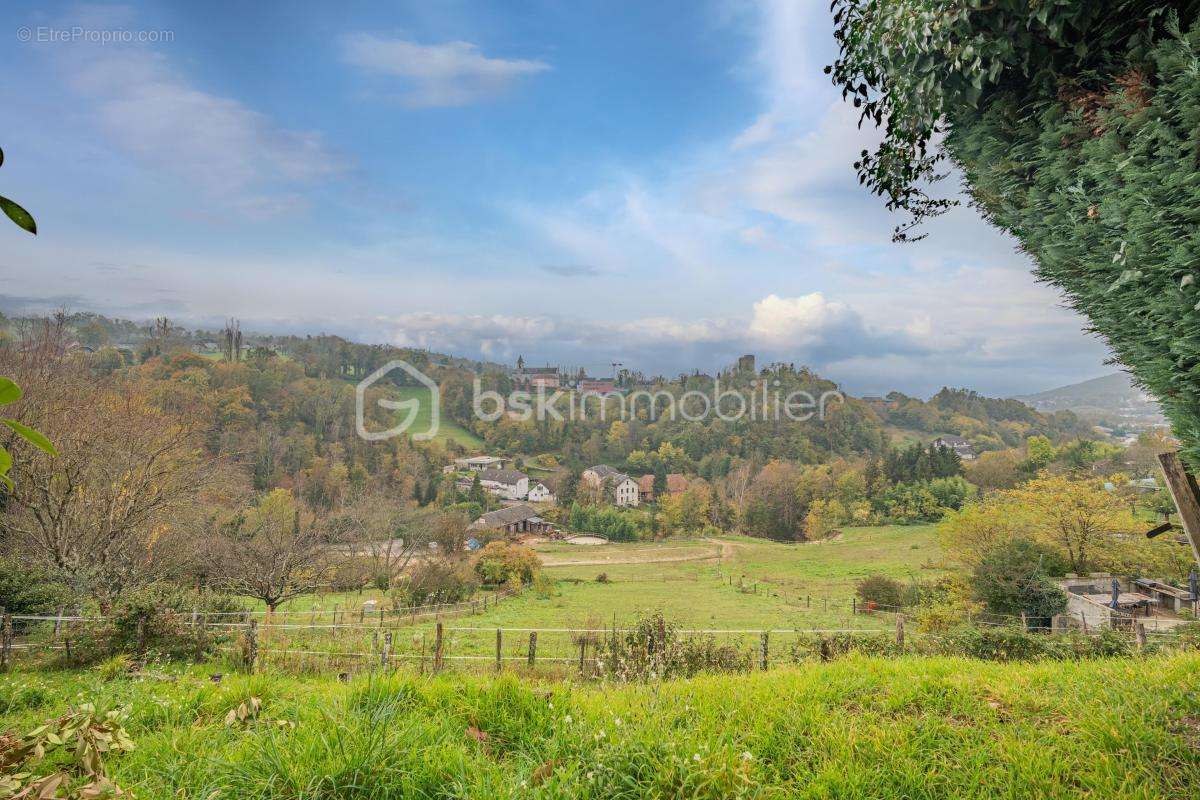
[260,525,940,629]
[3,654,1198,798]
[383,386,484,448]
[214,527,943,665]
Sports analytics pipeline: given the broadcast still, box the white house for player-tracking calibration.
[582,464,640,507]
[478,469,529,501]
[454,455,508,472]
[932,435,976,461]
[527,482,555,504]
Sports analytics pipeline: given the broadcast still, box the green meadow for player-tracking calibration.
[3,654,1197,799]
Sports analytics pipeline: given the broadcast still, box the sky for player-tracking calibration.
[0,1,1115,397]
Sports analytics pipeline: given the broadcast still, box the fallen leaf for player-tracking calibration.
[531,759,556,785]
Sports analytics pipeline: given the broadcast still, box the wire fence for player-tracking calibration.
[2,598,1192,679]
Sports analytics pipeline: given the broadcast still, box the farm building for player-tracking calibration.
[469,504,553,535]
[453,455,508,472]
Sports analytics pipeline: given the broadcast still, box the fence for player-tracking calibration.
[3,601,1190,678]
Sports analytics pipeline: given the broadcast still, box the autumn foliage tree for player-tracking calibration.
[1,357,214,605]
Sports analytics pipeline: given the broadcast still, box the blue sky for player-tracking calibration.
[0,1,1113,396]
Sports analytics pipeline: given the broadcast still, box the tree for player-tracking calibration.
[970,538,1069,620]
[2,363,212,605]
[965,449,1024,491]
[332,490,431,589]
[742,460,807,540]
[1007,475,1136,575]
[830,3,1200,465]
[219,489,326,612]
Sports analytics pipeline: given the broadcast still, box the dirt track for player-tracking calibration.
[537,543,724,568]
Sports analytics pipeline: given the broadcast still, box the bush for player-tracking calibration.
[472,541,541,587]
[567,503,648,542]
[392,559,477,607]
[595,612,752,681]
[855,575,905,610]
[971,538,1069,621]
[0,558,69,631]
[64,584,244,665]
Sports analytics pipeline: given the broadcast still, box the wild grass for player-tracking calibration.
[2,654,1197,798]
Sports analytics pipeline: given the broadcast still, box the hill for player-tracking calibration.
[1015,372,1167,428]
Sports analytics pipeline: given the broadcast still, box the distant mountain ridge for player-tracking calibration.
[1014,372,1165,425]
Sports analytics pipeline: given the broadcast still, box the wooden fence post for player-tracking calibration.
[1020,612,1028,631]
[194,612,208,662]
[495,629,503,672]
[1135,622,1147,651]
[0,609,10,671]
[759,631,769,671]
[245,619,258,674]
[895,614,905,649]
[135,616,147,657]
[52,606,64,642]
[433,622,444,672]
[381,632,392,668]
[579,638,587,675]
[1158,451,1200,566]
[528,631,537,666]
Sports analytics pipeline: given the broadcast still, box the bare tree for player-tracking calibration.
[330,490,444,587]
[217,489,326,612]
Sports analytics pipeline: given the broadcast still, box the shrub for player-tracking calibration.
[970,538,1069,621]
[0,558,69,631]
[472,541,541,587]
[855,575,904,610]
[392,559,477,607]
[63,584,244,665]
[594,612,751,681]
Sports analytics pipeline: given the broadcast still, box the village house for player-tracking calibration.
[468,504,553,535]
[527,481,555,504]
[578,377,617,394]
[636,473,689,503]
[932,435,977,460]
[582,464,640,507]
[513,366,560,390]
[478,469,530,501]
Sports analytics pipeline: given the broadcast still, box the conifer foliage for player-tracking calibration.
[830,1,1200,463]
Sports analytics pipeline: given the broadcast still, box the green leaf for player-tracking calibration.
[0,146,5,168]
[0,444,11,480]
[0,195,36,234]
[0,377,21,405]
[2,419,57,456]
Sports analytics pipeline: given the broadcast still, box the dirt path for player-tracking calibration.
[539,543,723,568]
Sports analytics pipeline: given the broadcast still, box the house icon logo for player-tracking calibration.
[355,360,440,441]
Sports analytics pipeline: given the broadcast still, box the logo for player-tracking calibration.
[355,360,440,441]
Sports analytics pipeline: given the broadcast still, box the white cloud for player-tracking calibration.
[341,33,549,107]
[61,43,342,217]
[749,292,854,344]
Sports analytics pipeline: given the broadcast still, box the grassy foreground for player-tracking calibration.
[3,654,1199,798]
